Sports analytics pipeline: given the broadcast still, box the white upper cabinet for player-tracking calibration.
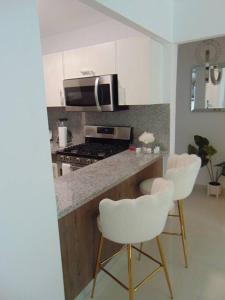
[63,42,116,79]
[43,52,64,107]
[63,47,88,79]
[116,36,167,105]
[42,37,169,107]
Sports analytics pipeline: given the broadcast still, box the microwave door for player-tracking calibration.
[64,77,99,111]
[64,74,118,112]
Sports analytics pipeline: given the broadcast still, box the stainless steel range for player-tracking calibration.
[56,125,132,172]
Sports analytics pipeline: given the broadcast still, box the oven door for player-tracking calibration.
[64,74,117,112]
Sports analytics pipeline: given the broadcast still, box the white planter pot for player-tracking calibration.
[207,182,222,199]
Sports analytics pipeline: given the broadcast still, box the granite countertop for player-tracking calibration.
[55,150,162,219]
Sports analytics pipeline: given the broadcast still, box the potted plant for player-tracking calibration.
[188,135,225,198]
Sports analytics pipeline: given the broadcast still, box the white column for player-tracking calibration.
[0,1,65,299]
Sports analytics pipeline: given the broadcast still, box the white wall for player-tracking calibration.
[175,37,225,186]
[0,1,65,299]
[174,0,225,43]
[41,19,144,54]
[83,0,173,42]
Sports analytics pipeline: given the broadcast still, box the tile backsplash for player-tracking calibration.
[47,104,170,150]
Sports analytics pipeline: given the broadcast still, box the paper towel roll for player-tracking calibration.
[58,126,67,148]
[52,163,59,179]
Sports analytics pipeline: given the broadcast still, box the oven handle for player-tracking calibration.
[94,76,101,111]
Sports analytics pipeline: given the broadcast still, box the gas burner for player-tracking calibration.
[59,142,127,159]
[56,126,132,171]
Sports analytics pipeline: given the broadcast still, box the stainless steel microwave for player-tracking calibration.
[63,74,128,112]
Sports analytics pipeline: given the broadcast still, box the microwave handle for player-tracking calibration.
[94,77,101,111]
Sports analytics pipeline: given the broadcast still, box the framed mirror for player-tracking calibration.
[191,63,225,112]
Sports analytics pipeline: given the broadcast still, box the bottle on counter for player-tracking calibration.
[57,118,68,148]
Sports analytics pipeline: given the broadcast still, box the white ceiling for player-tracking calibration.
[39,0,225,44]
[38,0,111,37]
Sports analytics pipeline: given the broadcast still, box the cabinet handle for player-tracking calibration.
[94,77,101,111]
[80,70,95,76]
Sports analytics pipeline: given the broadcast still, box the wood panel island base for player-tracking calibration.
[57,153,163,300]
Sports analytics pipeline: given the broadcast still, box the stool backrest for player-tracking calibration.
[165,153,201,200]
[99,178,174,244]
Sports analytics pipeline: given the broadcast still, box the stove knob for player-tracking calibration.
[76,157,80,163]
[87,159,91,164]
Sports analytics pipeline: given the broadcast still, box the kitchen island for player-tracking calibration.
[55,150,163,300]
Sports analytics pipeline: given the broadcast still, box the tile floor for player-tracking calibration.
[78,187,225,300]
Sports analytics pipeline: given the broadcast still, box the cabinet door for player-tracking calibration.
[43,53,64,107]
[63,47,88,79]
[86,42,116,76]
[116,37,165,105]
[63,42,116,79]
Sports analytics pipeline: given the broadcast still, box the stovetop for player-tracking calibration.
[56,126,132,169]
[57,142,128,159]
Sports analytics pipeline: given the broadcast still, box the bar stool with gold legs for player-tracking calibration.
[139,154,201,268]
[91,178,175,300]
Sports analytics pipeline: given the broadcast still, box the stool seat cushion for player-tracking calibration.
[165,154,201,200]
[98,178,174,244]
[139,154,201,201]
[139,178,154,195]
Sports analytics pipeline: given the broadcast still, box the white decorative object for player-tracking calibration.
[154,146,160,154]
[136,147,141,154]
[139,132,155,154]
[139,131,155,144]
[146,148,152,154]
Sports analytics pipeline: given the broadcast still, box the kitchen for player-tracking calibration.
[40,2,174,172]
[4,1,225,300]
[39,0,175,299]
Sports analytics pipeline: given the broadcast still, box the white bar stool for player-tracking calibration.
[91,178,175,300]
[139,154,201,268]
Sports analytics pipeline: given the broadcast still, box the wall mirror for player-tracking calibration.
[191,64,225,112]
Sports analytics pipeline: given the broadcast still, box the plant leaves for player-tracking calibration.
[203,145,217,158]
[215,161,225,167]
[198,148,209,166]
[188,144,198,155]
[194,135,209,148]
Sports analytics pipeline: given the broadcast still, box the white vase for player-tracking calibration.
[141,143,152,154]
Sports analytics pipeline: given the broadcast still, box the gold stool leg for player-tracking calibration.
[156,236,174,299]
[179,200,187,239]
[138,242,144,260]
[127,244,135,300]
[91,234,104,298]
[178,201,188,268]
